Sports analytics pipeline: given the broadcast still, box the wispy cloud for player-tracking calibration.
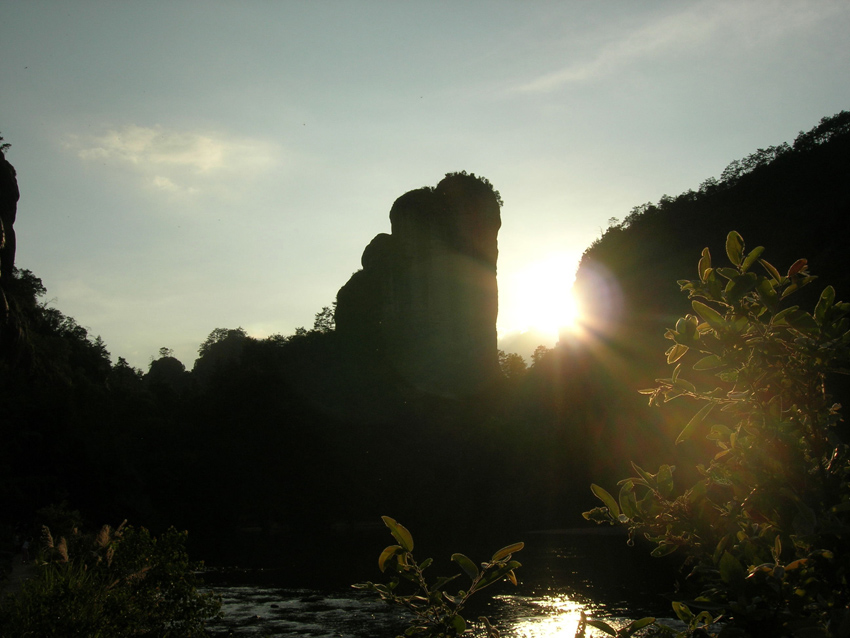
[515,1,837,93]
[66,124,280,195]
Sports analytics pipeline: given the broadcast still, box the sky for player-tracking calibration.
[2,1,849,369]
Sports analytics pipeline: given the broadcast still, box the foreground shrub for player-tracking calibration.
[0,521,221,637]
[586,232,850,637]
[355,516,523,637]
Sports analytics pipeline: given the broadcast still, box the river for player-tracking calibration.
[201,528,686,637]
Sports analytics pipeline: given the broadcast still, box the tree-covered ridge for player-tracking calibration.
[601,110,850,238]
[574,110,850,375]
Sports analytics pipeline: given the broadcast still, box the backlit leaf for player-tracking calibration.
[692,301,726,331]
[719,551,745,584]
[786,309,818,333]
[657,464,674,497]
[666,343,689,364]
[814,285,835,324]
[450,615,466,634]
[772,305,800,325]
[631,463,655,487]
[591,483,620,518]
[698,248,711,281]
[381,516,414,552]
[756,278,778,310]
[672,601,693,623]
[693,354,724,370]
[740,246,764,272]
[619,482,639,519]
[725,272,758,303]
[491,542,524,562]
[651,543,677,557]
[629,617,657,631]
[676,403,715,444]
[725,231,744,266]
[787,258,807,277]
[759,258,783,283]
[586,619,618,636]
[716,267,740,281]
[378,545,402,573]
[451,553,479,580]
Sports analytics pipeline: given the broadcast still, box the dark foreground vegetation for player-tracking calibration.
[1,112,849,635]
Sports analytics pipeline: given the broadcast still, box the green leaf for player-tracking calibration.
[740,246,764,272]
[656,464,674,497]
[651,543,678,557]
[475,561,522,589]
[759,258,783,283]
[631,463,655,487]
[719,551,745,584]
[591,484,620,518]
[772,305,800,325]
[432,574,460,592]
[716,267,740,281]
[451,553,479,580]
[586,619,618,636]
[381,516,414,552]
[693,354,724,370]
[756,277,779,310]
[698,248,711,281]
[725,272,758,304]
[692,300,726,331]
[786,309,819,334]
[676,402,715,444]
[628,617,657,632]
[671,601,693,623]
[491,542,524,562]
[450,615,466,634]
[814,285,836,324]
[725,231,744,266]
[666,343,688,364]
[618,482,639,519]
[378,545,402,572]
[707,424,732,441]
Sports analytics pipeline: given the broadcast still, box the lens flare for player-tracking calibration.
[499,252,584,341]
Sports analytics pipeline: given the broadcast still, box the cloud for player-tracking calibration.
[515,1,838,93]
[67,124,280,195]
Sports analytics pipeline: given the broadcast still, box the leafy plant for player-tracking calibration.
[575,610,658,638]
[0,521,221,637]
[584,231,850,637]
[354,516,523,637]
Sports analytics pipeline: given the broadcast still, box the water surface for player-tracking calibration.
[204,529,683,636]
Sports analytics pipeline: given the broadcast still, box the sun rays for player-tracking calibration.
[500,252,584,343]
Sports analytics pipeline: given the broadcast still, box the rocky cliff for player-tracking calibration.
[335,173,502,396]
[0,154,19,280]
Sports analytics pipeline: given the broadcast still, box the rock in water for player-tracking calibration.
[336,173,501,397]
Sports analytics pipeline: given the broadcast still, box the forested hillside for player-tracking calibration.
[575,110,850,372]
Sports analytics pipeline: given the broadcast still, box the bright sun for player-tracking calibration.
[500,252,583,340]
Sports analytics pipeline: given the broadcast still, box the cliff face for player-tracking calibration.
[335,173,501,396]
[0,154,19,280]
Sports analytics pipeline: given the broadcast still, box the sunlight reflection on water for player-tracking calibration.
[497,594,588,637]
